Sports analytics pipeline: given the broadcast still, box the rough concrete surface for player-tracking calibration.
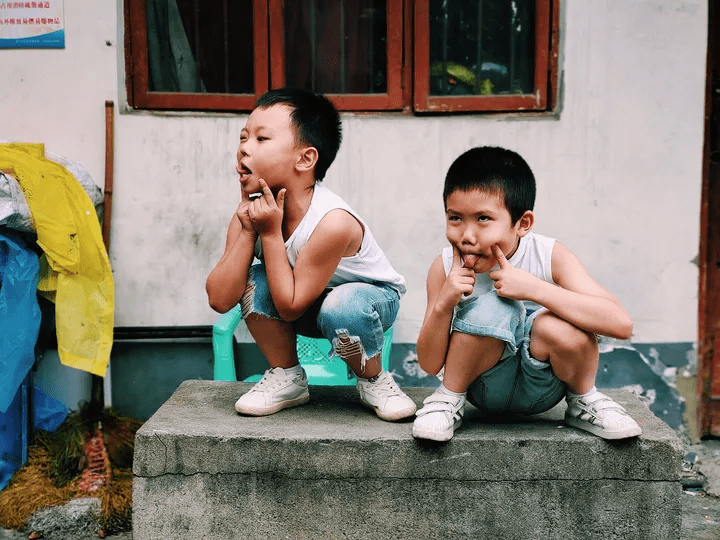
[2,384,719,539]
[2,491,719,539]
[131,382,684,540]
[133,382,681,481]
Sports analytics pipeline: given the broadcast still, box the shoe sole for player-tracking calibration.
[361,401,417,422]
[564,415,642,440]
[235,393,310,416]
[412,418,462,442]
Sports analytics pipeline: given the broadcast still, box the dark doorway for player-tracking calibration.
[699,0,720,437]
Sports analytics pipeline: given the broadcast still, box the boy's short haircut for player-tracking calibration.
[443,146,536,224]
[255,88,342,182]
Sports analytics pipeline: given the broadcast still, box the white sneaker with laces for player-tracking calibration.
[564,390,642,439]
[412,389,466,442]
[235,366,310,416]
[356,371,417,421]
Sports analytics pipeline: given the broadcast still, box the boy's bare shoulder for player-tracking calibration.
[550,240,604,292]
[550,241,582,267]
[310,208,364,256]
[426,253,446,281]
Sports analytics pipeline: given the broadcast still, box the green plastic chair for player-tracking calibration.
[212,303,393,385]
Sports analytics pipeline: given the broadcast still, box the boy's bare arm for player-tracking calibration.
[206,195,258,313]
[417,249,475,375]
[489,243,633,339]
[249,180,362,321]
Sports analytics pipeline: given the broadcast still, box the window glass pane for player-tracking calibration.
[429,0,535,96]
[284,0,387,94]
[146,0,253,94]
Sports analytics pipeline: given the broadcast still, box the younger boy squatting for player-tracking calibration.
[413,146,642,442]
[206,88,416,422]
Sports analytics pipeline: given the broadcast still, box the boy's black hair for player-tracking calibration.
[255,88,342,182]
[443,146,536,224]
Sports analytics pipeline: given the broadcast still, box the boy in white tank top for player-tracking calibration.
[206,88,415,422]
[413,146,641,442]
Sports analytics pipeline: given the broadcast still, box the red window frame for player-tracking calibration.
[125,1,558,114]
[413,0,555,113]
[125,0,269,111]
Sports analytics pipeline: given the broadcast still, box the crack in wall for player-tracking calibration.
[134,470,681,483]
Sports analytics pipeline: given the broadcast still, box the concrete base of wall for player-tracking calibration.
[133,382,682,540]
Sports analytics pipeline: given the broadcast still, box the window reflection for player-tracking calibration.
[429,0,535,96]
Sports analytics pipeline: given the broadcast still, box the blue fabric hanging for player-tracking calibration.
[0,230,40,414]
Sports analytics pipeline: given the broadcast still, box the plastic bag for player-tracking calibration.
[0,380,28,491]
[0,231,40,414]
[32,384,68,432]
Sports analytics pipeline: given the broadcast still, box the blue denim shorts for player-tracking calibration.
[453,289,566,415]
[241,263,400,361]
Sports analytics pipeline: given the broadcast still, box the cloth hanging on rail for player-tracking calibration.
[0,143,114,377]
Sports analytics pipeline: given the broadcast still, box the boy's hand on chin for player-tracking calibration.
[439,245,476,309]
[248,179,286,235]
[236,189,257,234]
[489,244,537,300]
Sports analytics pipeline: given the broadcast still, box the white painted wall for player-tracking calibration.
[0,0,707,345]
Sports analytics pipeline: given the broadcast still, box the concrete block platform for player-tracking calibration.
[133,381,683,540]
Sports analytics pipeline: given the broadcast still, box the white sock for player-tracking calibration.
[566,386,597,401]
[436,383,466,398]
[284,364,304,378]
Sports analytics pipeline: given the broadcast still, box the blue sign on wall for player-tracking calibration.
[0,1,65,49]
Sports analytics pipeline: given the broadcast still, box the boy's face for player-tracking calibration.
[445,188,531,273]
[236,104,301,196]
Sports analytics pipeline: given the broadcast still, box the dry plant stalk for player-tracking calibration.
[0,447,78,530]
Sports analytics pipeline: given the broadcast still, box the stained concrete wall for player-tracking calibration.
[0,2,709,420]
[0,0,706,344]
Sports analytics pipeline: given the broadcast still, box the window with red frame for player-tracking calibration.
[125,0,558,113]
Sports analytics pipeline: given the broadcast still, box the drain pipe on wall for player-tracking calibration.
[90,100,115,416]
[102,100,114,253]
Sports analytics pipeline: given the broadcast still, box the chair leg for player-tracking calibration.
[212,305,243,381]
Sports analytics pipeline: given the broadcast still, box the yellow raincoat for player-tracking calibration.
[0,143,114,376]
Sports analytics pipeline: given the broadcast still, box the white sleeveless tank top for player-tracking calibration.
[256,184,406,295]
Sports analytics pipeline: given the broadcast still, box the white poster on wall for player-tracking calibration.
[0,0,64,49]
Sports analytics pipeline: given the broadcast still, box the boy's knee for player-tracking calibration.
[240,264,280,320]
[532,313,596,357]
[317,292,377,334]
[333,329,364,357]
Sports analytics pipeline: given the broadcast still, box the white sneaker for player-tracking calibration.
[412,389,466,442]
[356,371,417,421]
[235,367,310,416]
[564,390,642,439]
